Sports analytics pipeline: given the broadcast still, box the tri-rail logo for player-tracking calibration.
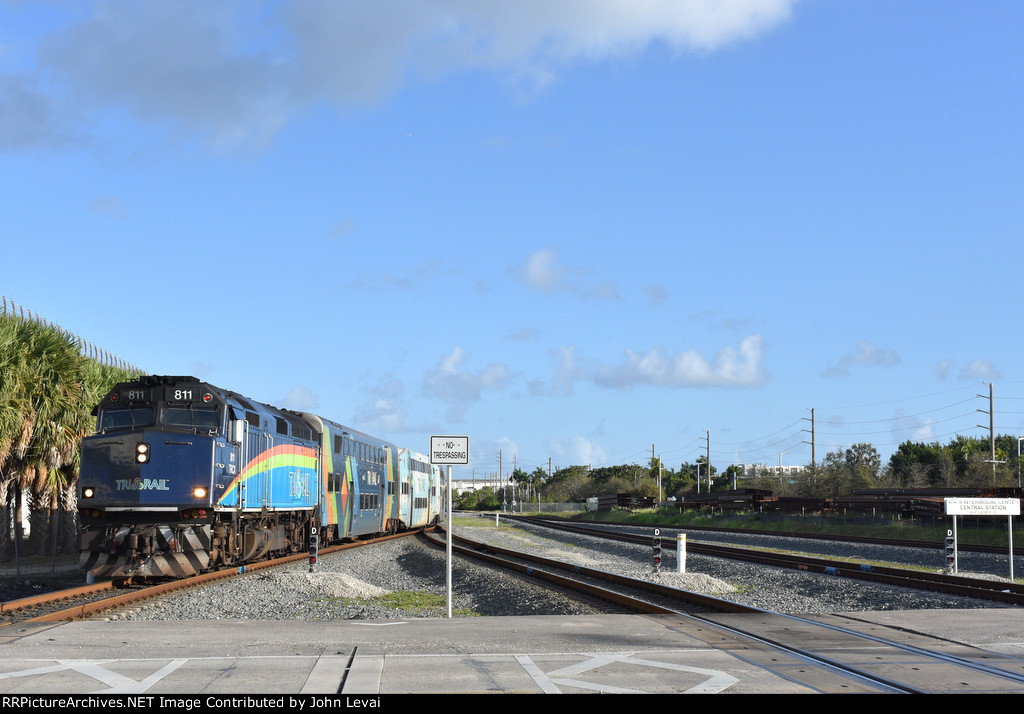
[116,477,170,491]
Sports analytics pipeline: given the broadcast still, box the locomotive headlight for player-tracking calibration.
[135,442,150,463]
[192,486,208,499]
[82,487,95,499]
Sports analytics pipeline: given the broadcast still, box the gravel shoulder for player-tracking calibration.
[59,518,1017,622]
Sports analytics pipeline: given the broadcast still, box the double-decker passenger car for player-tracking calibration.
[78,375,443,578]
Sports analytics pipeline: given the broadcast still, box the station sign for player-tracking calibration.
[430,436,469,465]
[944,498,1020,516]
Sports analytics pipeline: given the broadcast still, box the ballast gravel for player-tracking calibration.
[103,518,1016,622]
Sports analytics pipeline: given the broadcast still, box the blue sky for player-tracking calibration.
[2,1,1021,481]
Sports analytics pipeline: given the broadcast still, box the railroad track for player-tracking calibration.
[507,515,1024,606]
[421,527,758,615]
[432,524,1024,693]
[544,515,1021,556]
[1,529,429,626]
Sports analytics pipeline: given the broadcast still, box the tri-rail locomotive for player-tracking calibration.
[78,375,444,579]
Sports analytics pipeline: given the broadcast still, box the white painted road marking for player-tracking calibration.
[516,652,739,694]
[0,658,187,693]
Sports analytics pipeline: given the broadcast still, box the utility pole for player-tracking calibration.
[978,382,996,478]
[803,408,816,469]
[705,431,711,491]
[652,444,661,501]
[1018,437,1023,488]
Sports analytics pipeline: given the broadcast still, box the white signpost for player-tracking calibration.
[943,498,1020,580]
[430,436,469,618]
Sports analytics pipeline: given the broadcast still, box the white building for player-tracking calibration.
[451,478,507,495]
[738,463,803,478]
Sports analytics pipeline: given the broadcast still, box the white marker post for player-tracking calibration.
[430,436,469,618]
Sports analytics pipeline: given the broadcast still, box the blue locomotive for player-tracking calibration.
[78,375,444,579]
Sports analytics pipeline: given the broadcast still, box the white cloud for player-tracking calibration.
[546,436,607,468]
[889,408,937,444]
[957,359,1001,382]
[279,384,319,411]
[90,195,129,218]
[0,72,71,150]
[821,341,900,378]
[594,334,768,388]
[551,343,587,396]
[505,327,541,342]
[422,346,513,421]
[510,247,621,300]
[644,283,668,306]
[5,1,797,150]
[190,362,215,379]
[510,247,566,293]
[353,373,407,433]
[287,1,798,96]
[38,2,292,150]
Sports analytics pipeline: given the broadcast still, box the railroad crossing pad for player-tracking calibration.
[2,610,1023,694]
[0,615,806,694]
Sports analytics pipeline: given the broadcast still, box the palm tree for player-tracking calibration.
[19,319,84,555]
[0,314,35,557]
[0,314,135,557]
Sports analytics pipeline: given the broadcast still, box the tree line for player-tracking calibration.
[456,436,1024,510]
[0,313,137,557]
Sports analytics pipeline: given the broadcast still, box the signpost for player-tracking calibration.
[944,498,1020,579]
[652,529,661,573]
[308,526,319,572]
[944,529,955,573]
[430,436,469,618]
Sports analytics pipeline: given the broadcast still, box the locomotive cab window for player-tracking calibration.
[100,407,154,431]
[160,406,220,432]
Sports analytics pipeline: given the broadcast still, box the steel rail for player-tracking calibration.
[0,580,117,615]
[775,610,1024,687]
[421,528,757,614]
[509,516,1024,605]
[8,528,431,623]
[440,524,1024,693]
[511,518,1024,684]
[514,512,1020,556]
[427,528,921,693]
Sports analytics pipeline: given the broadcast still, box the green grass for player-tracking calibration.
[452,515,507,528]
[318,590,479,616]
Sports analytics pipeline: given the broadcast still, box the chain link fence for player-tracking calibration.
[1,296,144,374]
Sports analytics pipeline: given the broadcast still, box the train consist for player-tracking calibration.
[78,375,444,579]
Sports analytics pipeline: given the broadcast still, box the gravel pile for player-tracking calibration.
[101,519,1016,621]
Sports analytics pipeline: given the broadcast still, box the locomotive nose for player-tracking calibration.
[80,431,215,506]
